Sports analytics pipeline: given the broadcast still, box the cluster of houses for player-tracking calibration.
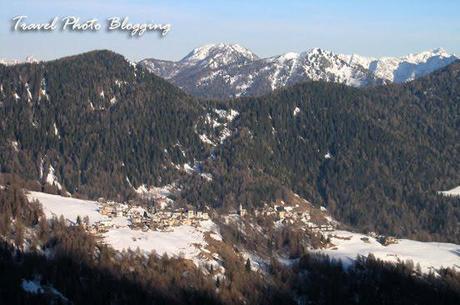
[86,197,334,234]
[237,202,336,232]
[92,200,210,232]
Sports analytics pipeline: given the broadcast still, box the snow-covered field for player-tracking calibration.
[27,191,107,225]
[439,186,460,197]
[26,191,460,274]
[317,230,460,274]
[27,191,222,267]
[104,220,219,265]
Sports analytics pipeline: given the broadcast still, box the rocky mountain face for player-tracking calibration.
[140,44,458,99]
[339,47,458,83]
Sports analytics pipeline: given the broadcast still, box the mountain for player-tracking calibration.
[140,44,458,99]
[0,50,207,199]
[210,63,460,242]
[141,44,383,99]
[0,56,39,66]
[1,49,460,305]
[1,50,459,245]
[339,48,458,83]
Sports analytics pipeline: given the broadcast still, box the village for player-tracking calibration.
[79,185,336,236]
[86,200,211,234]
[230,201,336,233]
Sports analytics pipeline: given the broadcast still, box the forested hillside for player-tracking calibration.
[1,183,459,305]
[0,51,459,243]
[0,50,207,199]
[207,62,460,242]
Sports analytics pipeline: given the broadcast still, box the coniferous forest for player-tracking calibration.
[3,51,458,242]
[0,51,459,304]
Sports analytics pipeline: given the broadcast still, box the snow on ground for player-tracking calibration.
[317,230,460,274]
[26,192,458,274]
[104,222,212,261]
[438,186,460,197]
[177,162,213,181]
[199,134,216,146]
[22,278,69,301]
[214,109,239,122]
[240,250,267,272]
[45,165,62,190]
[11,140,19,151]
[22,279,43,294]
[293,107,300,116]
[135,184,173,197]
[104,226,200,256]
[134,184,175,206]
[27,191,222,267]
[52,123,60,138]
[27,191,107,225]
[104,219,222,266]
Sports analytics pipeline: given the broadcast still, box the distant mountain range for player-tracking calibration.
[0,56,39,66]
[140,44,458,99]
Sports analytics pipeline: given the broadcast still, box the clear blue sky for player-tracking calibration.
[1,0,459,61]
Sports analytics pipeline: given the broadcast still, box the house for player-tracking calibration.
[99,219,112,228]
[238,204,247,217]
[115,206,124,217]
[100,205,114,216]
[278,210,286,220]
[131,215,142,224]
[383,236,398,246]
[276,206,286,220]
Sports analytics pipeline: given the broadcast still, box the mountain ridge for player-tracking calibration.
[141,44,458,99]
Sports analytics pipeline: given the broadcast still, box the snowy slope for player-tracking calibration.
[27,191,223,268]
[104,220,221,264]
[317,230,460,274]
[438,186,460,197]
[180,43,258,68]
[339,48,458,83]
[27,191,107,225]
[28,190,460,274]
[141,43,257,81]
[141,44,457,99]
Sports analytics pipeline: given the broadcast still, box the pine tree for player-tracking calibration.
[245,258,251,272]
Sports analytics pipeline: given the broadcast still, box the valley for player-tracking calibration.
[25,190,460,276]
[0,48,459,305]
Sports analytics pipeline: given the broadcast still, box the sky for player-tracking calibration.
[1,0,459,61]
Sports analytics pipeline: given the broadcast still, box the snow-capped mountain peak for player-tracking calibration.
[403,47,451,63]
[180,43,258,68]
[274,52,300,62]
[140,44,458,99]
[339,47,458,83]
